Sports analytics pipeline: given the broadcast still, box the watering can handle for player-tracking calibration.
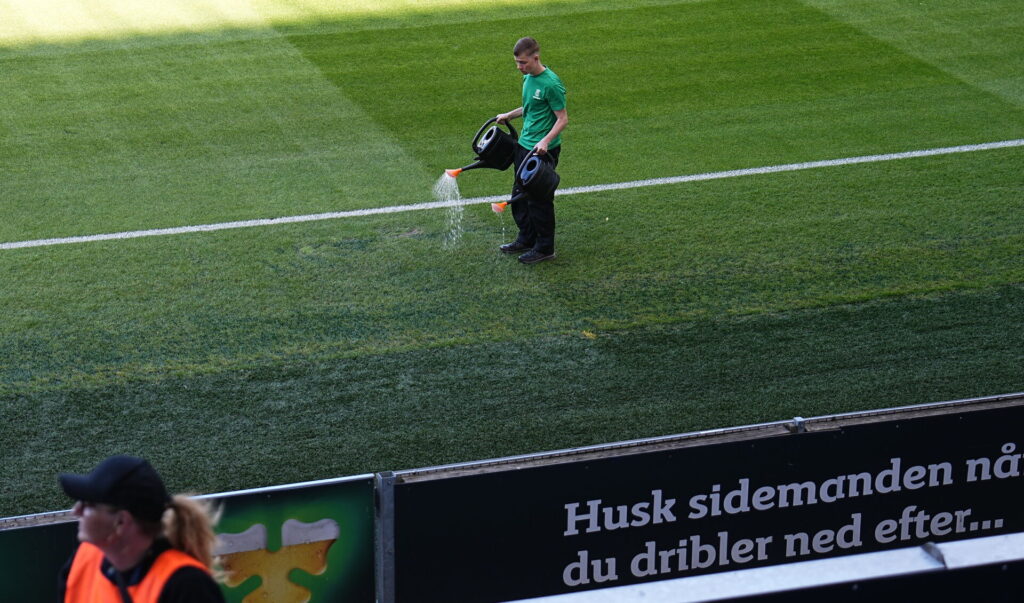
[514,148,541,187]
[471,117,518,150]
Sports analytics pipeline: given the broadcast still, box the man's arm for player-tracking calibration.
[534,108,568,155]
[496,107,523,123]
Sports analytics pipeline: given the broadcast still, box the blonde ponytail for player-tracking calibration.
[163,495,221,571]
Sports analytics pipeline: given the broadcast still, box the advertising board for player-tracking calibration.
[387,398,1024,602]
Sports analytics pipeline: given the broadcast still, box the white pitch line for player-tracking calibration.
[3,138,1022,251]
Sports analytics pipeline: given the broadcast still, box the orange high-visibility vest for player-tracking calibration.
[65,541,209,603]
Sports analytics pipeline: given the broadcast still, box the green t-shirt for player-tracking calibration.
[520,66,566,150]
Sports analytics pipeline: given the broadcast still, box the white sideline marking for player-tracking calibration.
[3,138,1022,251]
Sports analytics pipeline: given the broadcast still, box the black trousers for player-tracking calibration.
[510,145,561,253]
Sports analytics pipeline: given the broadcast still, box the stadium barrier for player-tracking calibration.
[2,392,1023,602]
[376,392,1024,602]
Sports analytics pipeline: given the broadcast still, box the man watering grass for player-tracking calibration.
[496,37,568,264]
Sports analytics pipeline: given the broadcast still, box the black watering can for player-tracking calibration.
[446,117,519,177]
[510,149,560,203]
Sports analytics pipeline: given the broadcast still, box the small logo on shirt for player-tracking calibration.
[533,89,543,100]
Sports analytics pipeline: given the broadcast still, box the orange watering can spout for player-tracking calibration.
[445,168,462,178]
[491,201,508,213]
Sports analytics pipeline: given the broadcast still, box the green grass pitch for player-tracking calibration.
[1,0,1023,516]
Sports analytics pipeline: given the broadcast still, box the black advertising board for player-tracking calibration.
[0,520,77,601]
[389,400,1024,603]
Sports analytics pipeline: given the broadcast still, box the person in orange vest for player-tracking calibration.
[57,455,225,603]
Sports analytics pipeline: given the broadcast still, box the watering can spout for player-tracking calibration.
[447,159,488,178]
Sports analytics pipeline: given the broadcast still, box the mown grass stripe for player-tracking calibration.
[3,138,1021,251]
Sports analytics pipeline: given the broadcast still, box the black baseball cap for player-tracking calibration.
[59,455,171,523]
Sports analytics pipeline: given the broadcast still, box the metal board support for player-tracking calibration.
[376,471,396,603]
